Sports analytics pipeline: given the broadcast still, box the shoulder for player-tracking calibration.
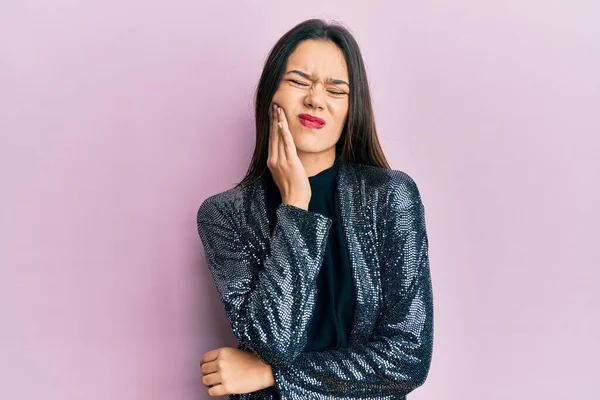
[196,182,254,224]
[345,163,424,209]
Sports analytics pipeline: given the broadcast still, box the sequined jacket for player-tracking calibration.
[196,160,433,399]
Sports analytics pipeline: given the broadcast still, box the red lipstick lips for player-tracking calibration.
[298,113,325,129]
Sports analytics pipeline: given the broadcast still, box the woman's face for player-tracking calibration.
[271,39,350,158]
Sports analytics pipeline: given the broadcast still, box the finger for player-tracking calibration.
[200,360,218,375]
[202,370,221,387]
[269,104,278,164]
[208,384,227,397]
[201,349,219,365]
[276,108,287,162]
[278,107,297,160]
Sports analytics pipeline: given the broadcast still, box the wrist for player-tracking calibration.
[262,364,275,387]
[282,199,309,211]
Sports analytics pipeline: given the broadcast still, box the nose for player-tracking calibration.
[303,82,325,111]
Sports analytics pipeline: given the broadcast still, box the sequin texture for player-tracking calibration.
[196,161,433,399]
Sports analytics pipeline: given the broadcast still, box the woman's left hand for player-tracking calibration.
[200,346,275,396]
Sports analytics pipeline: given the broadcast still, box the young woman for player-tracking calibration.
[196,18,433,399]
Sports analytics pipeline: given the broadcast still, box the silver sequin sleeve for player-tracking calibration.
[196,198,333,367]
[269,176,433,399]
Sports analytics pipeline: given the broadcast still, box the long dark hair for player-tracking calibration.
[237,18,391,187]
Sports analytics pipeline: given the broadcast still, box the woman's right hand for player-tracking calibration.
[267,103,311,211]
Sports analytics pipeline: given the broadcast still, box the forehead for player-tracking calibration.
[286,39,348,80]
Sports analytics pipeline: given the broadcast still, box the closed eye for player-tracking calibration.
[287,79,347,96]
[288,79,309,87]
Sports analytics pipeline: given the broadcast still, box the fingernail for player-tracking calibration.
[277,108,281,115]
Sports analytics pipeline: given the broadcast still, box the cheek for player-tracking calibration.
[271,85,295,106]
[331,103,349,126]
[271,90,283,106]
[271,91,299,121]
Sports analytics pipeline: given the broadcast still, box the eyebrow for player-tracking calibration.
[285,69,350,88]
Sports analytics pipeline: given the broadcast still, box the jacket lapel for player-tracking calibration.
[336,162,381,346]
[252,161,381,347]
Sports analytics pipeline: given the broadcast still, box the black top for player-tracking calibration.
[265,156,356,353]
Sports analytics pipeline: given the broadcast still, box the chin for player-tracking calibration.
[293,140,334,154]
[290,129,336,151]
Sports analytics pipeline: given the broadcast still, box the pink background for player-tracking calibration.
[1,1,598,399]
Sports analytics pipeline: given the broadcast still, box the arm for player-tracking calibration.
[269,177,434,398]
[196,196,332,367]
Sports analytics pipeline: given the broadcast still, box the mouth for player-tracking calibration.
[298,113,325,129]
